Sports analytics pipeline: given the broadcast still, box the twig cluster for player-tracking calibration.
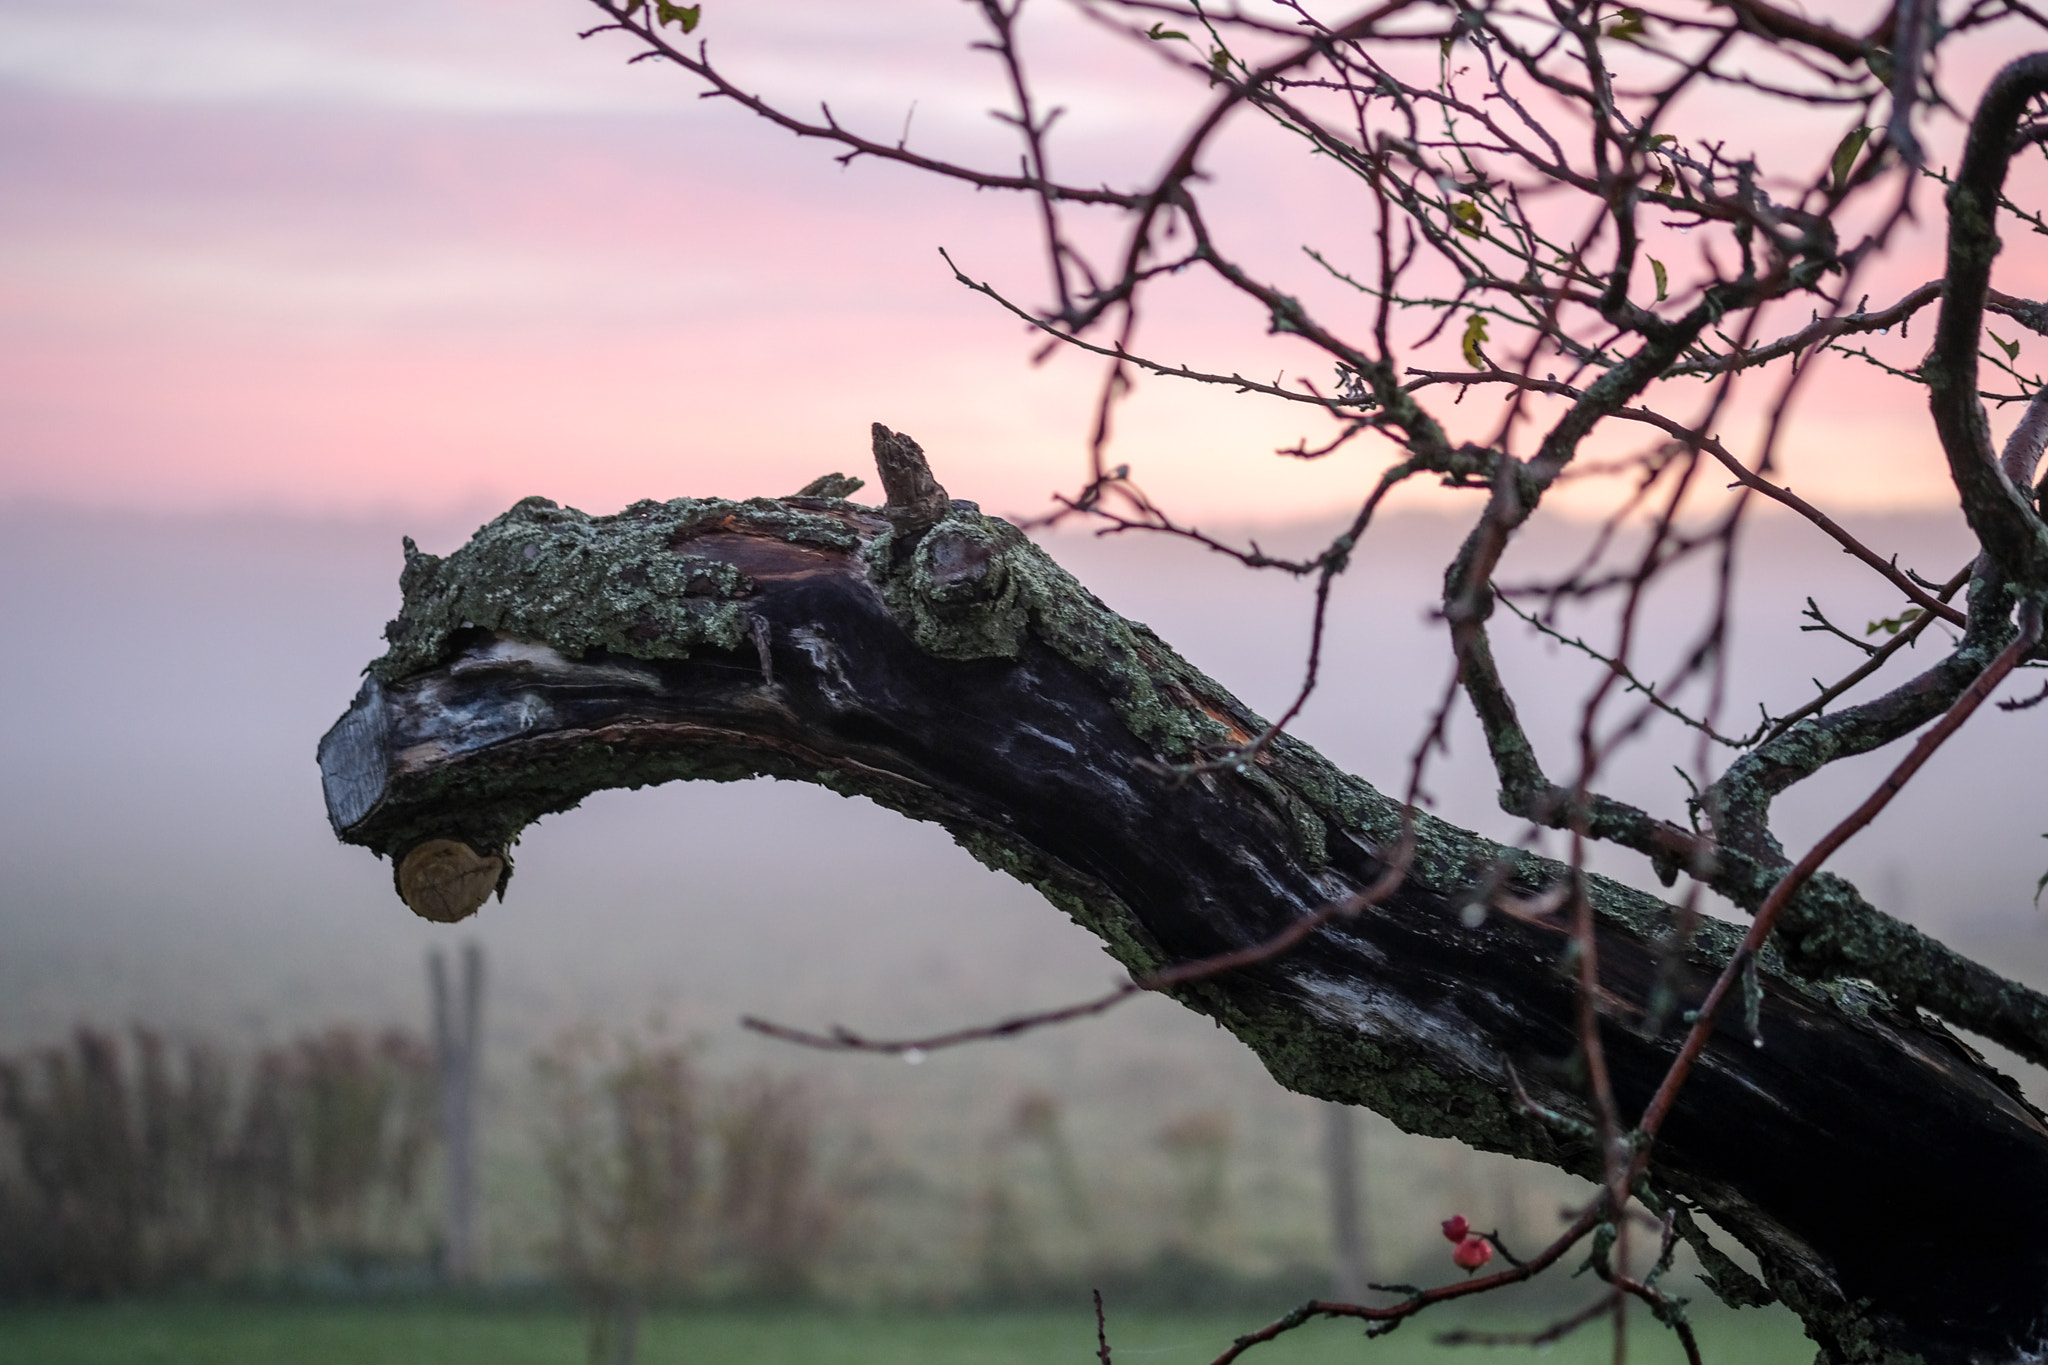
[578,0,2048,1356]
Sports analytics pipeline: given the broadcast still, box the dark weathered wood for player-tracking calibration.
[320,490,2048,1363]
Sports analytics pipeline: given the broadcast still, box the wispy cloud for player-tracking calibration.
[0,4,620,112]
[0,0,1999,519]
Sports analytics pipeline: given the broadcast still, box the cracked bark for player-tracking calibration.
[320,478,2048,1364]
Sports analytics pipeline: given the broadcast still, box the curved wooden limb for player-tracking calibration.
[1930,52,2048,591]
[320,474,2048,1363]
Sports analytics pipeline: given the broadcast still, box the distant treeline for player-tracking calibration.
[534,1031,853,1363]
[0,1021,858,1312]
[0,1019,1477,1326]
[0,1026,434,1296]
[535,1030,843,1302]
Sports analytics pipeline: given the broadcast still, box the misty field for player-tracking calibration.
[0,510,2030,1359]
[0,1301,1817,1365]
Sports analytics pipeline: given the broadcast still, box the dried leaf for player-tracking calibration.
[1606,7,1647,41]
[654,0,701,32]
[1830,127,1872,191]
[1461,313,1490,369]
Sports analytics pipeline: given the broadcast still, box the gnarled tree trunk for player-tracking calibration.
[319,458,2048,1364]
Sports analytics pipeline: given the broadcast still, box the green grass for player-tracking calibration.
[0,1300,1817,1365]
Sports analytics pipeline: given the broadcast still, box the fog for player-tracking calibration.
[3,494,2041,1041]
[1,495,2041,1284]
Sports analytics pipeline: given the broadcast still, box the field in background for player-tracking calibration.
[2,502,2042,1326]
[0,1300,1818,1365]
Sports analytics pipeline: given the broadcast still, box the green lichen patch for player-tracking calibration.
[373,495,859,681]
[865,503,1248,760]
[866,508,1032,662]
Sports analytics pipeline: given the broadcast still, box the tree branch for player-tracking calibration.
[321,471,2048,1363]
[1929,52,2048,588]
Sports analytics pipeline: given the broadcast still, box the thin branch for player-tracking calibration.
[1495,591,1764,748]
[744,827,1419,1056]
[578,2,1142,207]
[1634,603,2045,1153]
[1200,1205,1610,1365]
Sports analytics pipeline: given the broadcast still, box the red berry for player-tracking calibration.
[1440,1215,1470,1243]
[1452,1236,1494,1272]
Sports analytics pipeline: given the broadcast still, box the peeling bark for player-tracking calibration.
[320,487,2048,1363]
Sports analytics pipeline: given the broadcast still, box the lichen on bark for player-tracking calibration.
[865,500,1234,759]
[372,494,860,681]
[323,475,2048,1364]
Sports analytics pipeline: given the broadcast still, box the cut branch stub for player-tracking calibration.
[871,422,950,529]
[319,484,2048,1364]
[397,839,505,922]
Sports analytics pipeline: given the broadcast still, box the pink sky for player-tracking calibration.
[0,0,2039,523]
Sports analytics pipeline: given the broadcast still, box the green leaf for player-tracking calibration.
[1650,257,1668,302]
[1208,47,1231,83]
[1606,7,1647,41]
[1992,330,2022,361]
[1648,133,1676,148]
[1441,30,1456,59]
[1864,607,1924,637]
[1145,22,1189,40]
[1451,200,1483,237]
[1461,313,1490,369]
[655,0,700,31]
[1830,126,1872,191]
[1653,168,1675,197]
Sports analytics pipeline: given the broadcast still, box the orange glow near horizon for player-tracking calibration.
[0,0,2030,528]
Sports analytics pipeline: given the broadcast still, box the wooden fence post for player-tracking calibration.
[430,942,484,1282]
